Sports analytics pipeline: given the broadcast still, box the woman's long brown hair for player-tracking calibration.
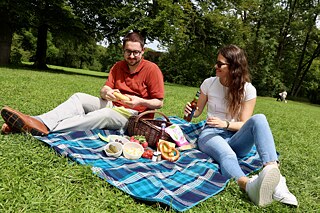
[218,45,250,119]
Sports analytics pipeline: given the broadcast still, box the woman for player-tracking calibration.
[184,45,297,206]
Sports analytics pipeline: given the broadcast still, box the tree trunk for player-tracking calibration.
[0,11,13,65]
[34,23,48,69]
[290,31,310,96]
[290,14,318,96]
[276,0,297,65]
[293,43,320,96]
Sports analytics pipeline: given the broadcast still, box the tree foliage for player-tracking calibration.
[0,0,35,65]
[2,0,320,103]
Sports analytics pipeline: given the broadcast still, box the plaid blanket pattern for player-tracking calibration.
[35,117,263,212]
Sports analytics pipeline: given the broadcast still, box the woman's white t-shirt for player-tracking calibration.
[200,77,257,121]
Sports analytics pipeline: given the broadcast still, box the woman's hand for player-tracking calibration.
[184,102,192,116]
[206,116,227,128]
[183,90,206,119]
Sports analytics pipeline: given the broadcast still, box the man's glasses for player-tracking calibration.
[216,61,229,68]
[124,49,142,57]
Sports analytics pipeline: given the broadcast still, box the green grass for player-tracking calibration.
[0,66,319,212]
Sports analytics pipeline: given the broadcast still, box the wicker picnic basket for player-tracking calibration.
[127,110,173,147]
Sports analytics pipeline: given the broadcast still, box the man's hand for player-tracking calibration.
[100,86,119,101]
[101,85,163,110]
[121,95,142,108]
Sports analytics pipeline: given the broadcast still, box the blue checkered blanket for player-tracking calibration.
[35,116,263,212]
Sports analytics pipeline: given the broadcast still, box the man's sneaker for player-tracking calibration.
[246,165,280,206]
[273,175,298,206]
[1,106,49,136]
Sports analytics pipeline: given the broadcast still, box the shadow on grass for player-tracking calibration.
[1,63,108,79]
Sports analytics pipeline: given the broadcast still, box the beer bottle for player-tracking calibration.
[184,91,200,122]
[159,123,166,139]
[156,123,166,149]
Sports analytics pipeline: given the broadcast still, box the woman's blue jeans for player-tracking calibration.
[198,114,278,180]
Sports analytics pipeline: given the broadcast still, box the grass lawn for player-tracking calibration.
[0,65,319,212]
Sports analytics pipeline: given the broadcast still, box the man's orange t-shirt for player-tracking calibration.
[105,58,164,113]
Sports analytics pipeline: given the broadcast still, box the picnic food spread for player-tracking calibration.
[101,134,182,162]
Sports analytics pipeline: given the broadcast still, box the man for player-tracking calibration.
[1,32,165,136]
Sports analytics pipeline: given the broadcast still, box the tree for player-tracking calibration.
[0,5,12,65]
[0,0,105,68]
[289,1,320,96]
[4,0,320,102]
[30,0,94,69]
[0,1,33,65]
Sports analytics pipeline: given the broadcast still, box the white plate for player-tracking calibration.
[107,135,130,145]
[98,133,130,144]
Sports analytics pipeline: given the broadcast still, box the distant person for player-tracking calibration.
[1,31,164,135]
[277,90,288,103]
[184,45,297,206]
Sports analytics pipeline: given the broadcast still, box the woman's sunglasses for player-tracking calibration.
[216,61,229,68]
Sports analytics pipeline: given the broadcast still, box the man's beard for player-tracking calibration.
[126,58,141,67]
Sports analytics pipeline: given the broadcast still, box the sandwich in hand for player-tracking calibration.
[113,91,130,101]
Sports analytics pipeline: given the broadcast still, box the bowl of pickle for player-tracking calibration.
[104,142,123,158]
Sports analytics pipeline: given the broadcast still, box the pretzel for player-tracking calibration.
[158,141,180,162]
[113,91,130,101]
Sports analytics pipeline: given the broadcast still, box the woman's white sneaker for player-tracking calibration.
[246,165,280,206]
[273,175,298,206]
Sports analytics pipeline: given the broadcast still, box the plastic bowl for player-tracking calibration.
[104,142,123,158]
[123,142,144,160]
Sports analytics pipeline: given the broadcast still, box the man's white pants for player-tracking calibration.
[37,93,133,132]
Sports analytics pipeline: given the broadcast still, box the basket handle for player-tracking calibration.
[134,110,171,123]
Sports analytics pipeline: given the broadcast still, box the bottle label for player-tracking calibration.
[190,108,196,119]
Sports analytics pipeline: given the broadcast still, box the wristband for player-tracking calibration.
[225,120,230,129]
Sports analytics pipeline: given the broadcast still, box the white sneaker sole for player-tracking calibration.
[256,165,281,206]
[273,194,298,206]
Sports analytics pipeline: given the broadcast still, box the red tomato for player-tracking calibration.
[141,141,148,148]
[130,136,140,143]
[142,149,153,159]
